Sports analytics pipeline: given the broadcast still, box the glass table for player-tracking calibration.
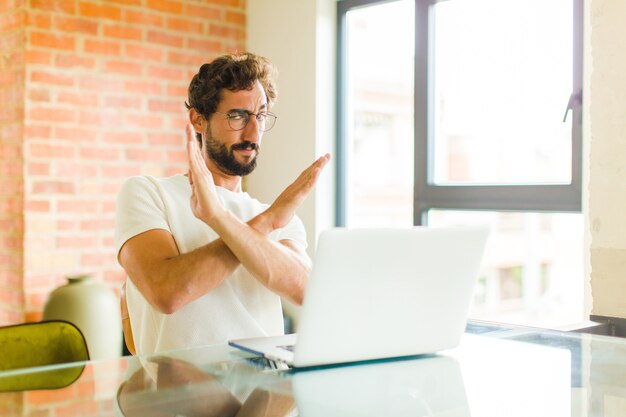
[1,321,625,416]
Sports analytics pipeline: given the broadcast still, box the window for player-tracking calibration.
[337,0,583,327]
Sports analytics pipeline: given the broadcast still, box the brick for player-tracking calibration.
[0,180,22,194]
[147,0,183,14]
[25,200,50,212]
[57,91,99,106]
[103,131,143,144]
[24,125,52,139]
[209,23,244,40]
[54,16,99,35]
[187,37,221,53]
[213,0,241,6]
[27,162,50,175]
[100,165,141,177]
[124,43,163,62]
[28,88,51,101]
[55,53,97,69]
[123,80,162,95]
[166,83,188,97]
[167,149,186,163]
[77,75,125,92]
[0,10,22,32]
[79,146,120,160]
[0,144,22,159]
[28,143,75,159]
[25,50,52,65]
[57,200,99,212]
[0,198,23,213]
[123,9,163,27]
[107,0,142,5]
[148,98,183,113]
[0,123,22,142]
[103,24,143,40]
[81,253,115,267]
[0,160,22,176]
[0,271,22,288]
[30,31,76,51]
[146,65,183,81]
[25,12,52,30]
[32,181,75,194]
[56,163,98,177]
[29,107,75,123]
[78,110,121,126]
[147,30,183,48]
[103,95,142,109]
[30,70,74,86]
[24,311,42,323]
[166,17,204,34]
[125,148,163,161]
[84,39,121,56]
[147,132,182,146]
[79,218,115,230]
[167,51,207,66]
[0,289,21,306]
[53,126,97,141]
[101,201,116,213]
[225,11,245,25]
[124,113,163,129]
[103,59,143,76]
[78,2,121,20]
[57,219,76,230]
[185,4,222,20]
[0,70,23,86]
[30,0,76,15]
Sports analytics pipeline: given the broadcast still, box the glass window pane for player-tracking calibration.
[345,0,414,227]
[432,0,573,185]
[428,210,584,327]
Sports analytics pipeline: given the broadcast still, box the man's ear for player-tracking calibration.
[189,108,204,131]
[188,109,204,147]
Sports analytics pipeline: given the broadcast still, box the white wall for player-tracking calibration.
[588,0,626,318]
[246,0,336,254]
[247,0,336,322]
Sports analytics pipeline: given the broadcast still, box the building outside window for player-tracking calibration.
[337,0,583,327]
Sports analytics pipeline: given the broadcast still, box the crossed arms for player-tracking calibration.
[118,125,330,314]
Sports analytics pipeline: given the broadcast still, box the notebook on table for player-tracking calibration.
[229,226,488,368]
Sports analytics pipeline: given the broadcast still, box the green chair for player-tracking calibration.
[0,320,90,392]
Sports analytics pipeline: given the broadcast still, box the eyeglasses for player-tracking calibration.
[213,110,277,132]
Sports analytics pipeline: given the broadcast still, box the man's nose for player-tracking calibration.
[243,116,262,142]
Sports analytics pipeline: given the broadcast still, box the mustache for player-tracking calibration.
[231,141,259,151]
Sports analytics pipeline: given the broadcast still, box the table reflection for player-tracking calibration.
[116,356,295,417]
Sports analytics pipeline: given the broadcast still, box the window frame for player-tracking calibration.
[336,0,584,226]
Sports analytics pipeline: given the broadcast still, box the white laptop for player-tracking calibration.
[229,226,488,368]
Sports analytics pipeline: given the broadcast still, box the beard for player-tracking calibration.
[203,129,259,177]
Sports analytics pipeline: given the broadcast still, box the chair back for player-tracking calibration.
[0,320,89,391]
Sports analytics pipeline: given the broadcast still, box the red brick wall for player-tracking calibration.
[0,0,25,326]
[0,0,246,325]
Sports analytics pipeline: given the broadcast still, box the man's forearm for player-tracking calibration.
[210,210,310,305]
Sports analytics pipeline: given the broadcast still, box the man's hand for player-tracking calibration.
[186,124,226,224]
[260,153,331,233]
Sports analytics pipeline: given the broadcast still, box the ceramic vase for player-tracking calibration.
[43,275,122,359]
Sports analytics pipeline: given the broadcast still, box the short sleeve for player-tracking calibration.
[270,215,308,250]
[114,176,170,259]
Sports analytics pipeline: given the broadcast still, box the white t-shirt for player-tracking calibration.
[114,174,307,354]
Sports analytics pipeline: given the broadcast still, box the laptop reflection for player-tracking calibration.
[292,355,469,417]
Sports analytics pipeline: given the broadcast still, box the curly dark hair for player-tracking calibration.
[185,52,278,142]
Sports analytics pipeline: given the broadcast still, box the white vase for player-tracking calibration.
[43,275,122,360]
